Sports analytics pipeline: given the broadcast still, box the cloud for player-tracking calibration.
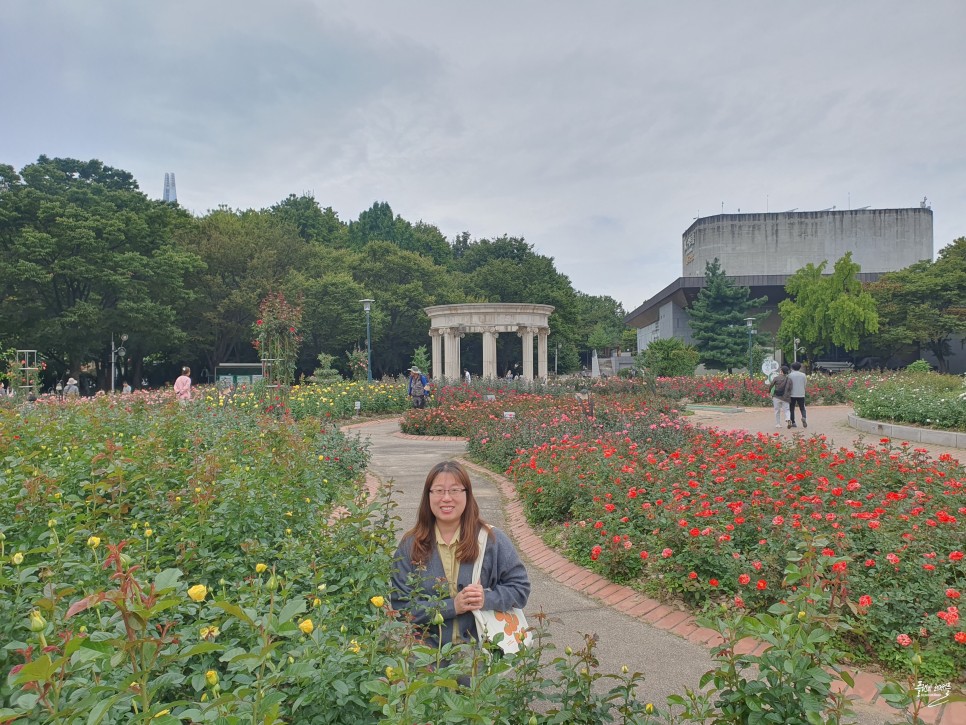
[2,0,964,309]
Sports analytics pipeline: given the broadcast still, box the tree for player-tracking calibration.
[866,238,966,371]
[175,207,309,375]
[0,156,201,385]
[689,259,768,372]
[638,338,700,377]
[778,252,878,360]
[576,293,626,356]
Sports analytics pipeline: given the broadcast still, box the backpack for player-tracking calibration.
[412,375,425,397]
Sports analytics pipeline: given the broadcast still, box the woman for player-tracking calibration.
[174,366,192,403]
[770,364,792,429]
[390,461,530,647]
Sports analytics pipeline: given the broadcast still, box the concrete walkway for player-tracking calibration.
[345,410,963,724]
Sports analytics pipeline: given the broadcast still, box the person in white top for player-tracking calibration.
[787,361,808,428]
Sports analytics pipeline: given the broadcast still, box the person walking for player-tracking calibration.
[464,368,471,385]
[174,367,192,404]
[390,461,530,648]
[408,367,428,409]
[788,361,808,428]
[770,365,792,429]
[64,377,80,398]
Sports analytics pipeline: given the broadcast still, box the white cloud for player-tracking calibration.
[2,0,964,309]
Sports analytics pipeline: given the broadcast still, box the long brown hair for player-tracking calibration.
[405,460,489,565]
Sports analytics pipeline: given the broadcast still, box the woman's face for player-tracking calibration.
[428,471,467,528]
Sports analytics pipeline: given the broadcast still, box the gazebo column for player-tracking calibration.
[537,328,549,381]
[482,329,499,379]
[444,327,462,381]
[519,326,535,381]
[430,329,443,380]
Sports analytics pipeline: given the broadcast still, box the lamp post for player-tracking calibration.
[111,333,128,393]
[744,318,755,375]
[360,299,374,383]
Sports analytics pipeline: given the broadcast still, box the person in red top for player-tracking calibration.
[174,366,192,403]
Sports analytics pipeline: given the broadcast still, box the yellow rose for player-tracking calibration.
[299,619,314,635]
[144,528,153,538]
[370,595,385,608]
[29,610,47,632]
[385,666,395,679]
[205,669,219,687]
[255,563,267,574]
[187,584,208,602]
[87,536,101,549]
[349,639,361,653]
[645,703,654,714]
[11,552,24,565]
[313,597,321,607]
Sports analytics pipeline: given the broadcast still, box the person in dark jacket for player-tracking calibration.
[770,365,792,429]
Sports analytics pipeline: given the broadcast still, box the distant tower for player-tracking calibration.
[162,172,177,203]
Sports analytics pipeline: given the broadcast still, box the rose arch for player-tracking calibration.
[423,303,554,382]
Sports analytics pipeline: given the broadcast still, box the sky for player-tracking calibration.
[2,1,965,313]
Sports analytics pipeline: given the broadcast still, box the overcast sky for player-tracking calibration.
[3,1,964,312]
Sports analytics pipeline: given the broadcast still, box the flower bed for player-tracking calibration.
[852,371,966,430]
[409,390,966,682]
[654,373,875,407]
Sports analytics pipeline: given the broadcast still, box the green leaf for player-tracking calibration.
[276,597,306,625]
[212,600,255,626]
[153,568,183,592]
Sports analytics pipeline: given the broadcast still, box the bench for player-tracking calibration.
[813,361,854,374]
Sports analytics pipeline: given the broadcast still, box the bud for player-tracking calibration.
[565,646,573,656]
[0,531,6,541]
[87,536,101,549]
[29,610,47,632]
[798,611,806,621]
[645,703,654,714]
[370,595,385,608]
[622,665,628,674]
[119,553,133,567]
[205,670,219,687]
[255,563,267,574]
[12,552,24,565]
[267,574,279,592]
[430,610,445,626]
[299,619,314,635]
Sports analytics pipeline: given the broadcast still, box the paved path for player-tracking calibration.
[345,411,964,724]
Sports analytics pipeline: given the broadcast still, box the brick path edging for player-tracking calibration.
[455,458,965,725]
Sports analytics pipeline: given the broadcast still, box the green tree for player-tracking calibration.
[778,252,879,360]
[638,338,700,377]
[268,194,349,247]
[175,207,309,375]
[866,238,966,372]
[0,157,201,385]
[576,293,626,356]
[689,259,767,372]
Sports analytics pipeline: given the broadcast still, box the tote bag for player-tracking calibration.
[471,527,532,654]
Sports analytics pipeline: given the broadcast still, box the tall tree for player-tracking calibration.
[175,207,309,374]
[866,238,966,371]
[689,259,767,372]
[268,194,349,247]
[778,252,879,360]
[0,156,200,384]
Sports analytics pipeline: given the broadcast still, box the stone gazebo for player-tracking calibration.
[424,303,554,382]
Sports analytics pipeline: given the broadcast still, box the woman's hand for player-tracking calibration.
[455,583,485,614]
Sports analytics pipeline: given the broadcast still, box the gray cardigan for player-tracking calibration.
[390,526,530,646]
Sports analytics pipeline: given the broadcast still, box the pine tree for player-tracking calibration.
[689,259,768,372]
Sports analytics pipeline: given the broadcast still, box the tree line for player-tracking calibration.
[0,156,630,388]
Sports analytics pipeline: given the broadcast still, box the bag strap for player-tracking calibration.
[471,527,489,584]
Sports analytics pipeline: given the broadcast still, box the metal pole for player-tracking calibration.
[366,309,372,383]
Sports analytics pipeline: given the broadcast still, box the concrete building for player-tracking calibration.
[627,206,935,365]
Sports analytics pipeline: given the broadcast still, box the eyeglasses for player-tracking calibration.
[428,488,466,498]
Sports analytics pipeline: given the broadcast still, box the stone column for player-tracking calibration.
[444,327,463,381]
[519,326,535,381]
[482,329,498,379]
[430,329,443,380]
[537,327,549,381]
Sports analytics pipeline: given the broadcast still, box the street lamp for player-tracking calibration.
[111,333,128,393]
[744,318,755,375]
[360,299,374,383]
